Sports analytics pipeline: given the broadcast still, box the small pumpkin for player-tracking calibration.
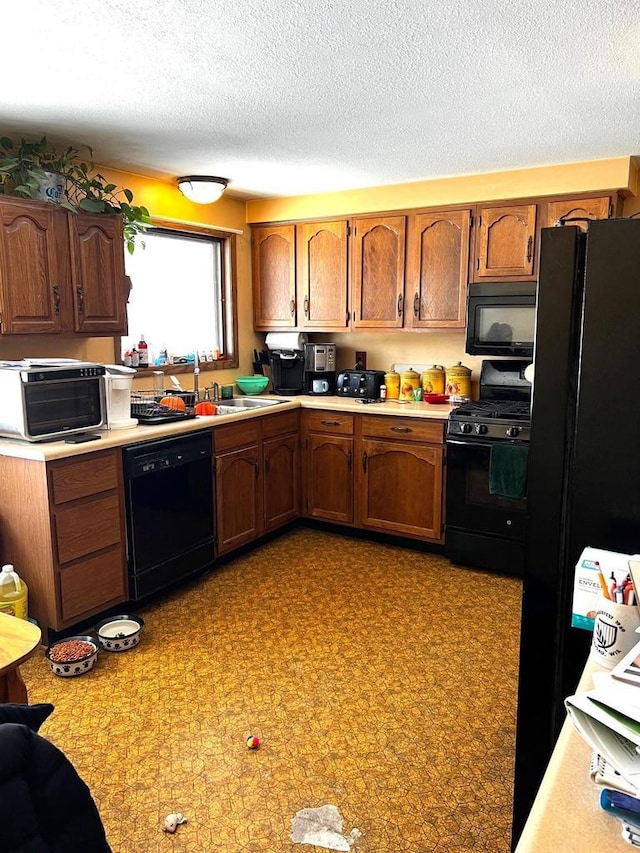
[160,395,186,411]
[194,401,217,416]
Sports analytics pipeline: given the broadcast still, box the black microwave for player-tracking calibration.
[465,283,536,358]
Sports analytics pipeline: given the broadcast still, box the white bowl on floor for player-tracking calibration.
[95,614,144,651]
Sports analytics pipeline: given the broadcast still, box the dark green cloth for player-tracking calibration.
[489,444,529,499]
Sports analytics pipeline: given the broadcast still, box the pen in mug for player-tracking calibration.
[595,561,611,600]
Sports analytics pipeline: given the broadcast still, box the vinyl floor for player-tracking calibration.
[21,528,522,852]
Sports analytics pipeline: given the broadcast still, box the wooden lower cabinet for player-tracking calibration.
[302,410,445,541]
[357,415,444,541]
[302,411,355,524]
[215,411,300,555]
[0,449,128,639]
[263,411,299,531]
[358,438,442,538]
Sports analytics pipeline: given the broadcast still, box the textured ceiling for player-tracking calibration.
[2,0,640,198]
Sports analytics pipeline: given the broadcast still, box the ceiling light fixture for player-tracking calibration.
[176,175,228,204]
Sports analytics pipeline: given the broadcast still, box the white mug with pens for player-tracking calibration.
[590,560,640,669]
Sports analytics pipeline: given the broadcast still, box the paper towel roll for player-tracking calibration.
[265,332,308,351]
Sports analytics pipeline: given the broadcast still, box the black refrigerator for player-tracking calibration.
[511,218,640,848]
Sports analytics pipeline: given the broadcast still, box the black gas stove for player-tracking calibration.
[448,399,531,441]
[445,359,533,577]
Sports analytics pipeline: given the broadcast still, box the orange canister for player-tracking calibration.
[399,369,421,402]
[384,371,400,400]
[445,361,472,399]
[421,365,445,395]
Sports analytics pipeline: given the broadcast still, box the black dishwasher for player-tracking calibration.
[122,431,215,601]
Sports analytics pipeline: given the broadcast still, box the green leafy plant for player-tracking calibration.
[0,136,152,253]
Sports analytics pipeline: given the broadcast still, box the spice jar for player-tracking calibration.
[445,361,472,399]
[399,369,421,402]
[384,371,400,400]
[421,365,445,396]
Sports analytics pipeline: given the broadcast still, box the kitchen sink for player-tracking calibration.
[215,397,284,414]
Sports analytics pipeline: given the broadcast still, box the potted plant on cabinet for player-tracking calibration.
[0,136,151,253]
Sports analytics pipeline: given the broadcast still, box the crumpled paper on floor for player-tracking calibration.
[290,804,361,851]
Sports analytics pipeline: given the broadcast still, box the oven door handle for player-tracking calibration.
[446,438,496,451]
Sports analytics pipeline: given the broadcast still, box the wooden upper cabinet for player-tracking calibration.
[543,196,613,231]
[351,215,406,329]
[0,197,128,336]
[70,213,128,334]
[473,203,538,281]
[298,220,348,329]
[0,199,71,334]
[405,209,471,329]
[252,224,296,329]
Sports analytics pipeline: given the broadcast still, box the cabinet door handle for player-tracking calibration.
[52,285,60,315]
[304,295,309,316]
[254,460,260,478]
[265,455,270,474]
[391,426,412,433]
[362,451,368,472]
[397,293,403,317]
[321,419,340,426]
[76,285,85,314]
[413,292,419,317]
[347,449,352,470]
[526,235,533,263]
[290,299,295,317]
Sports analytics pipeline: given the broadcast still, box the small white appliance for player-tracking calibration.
[103,365,138,429]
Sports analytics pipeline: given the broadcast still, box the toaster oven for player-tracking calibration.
[336,370,385,401]
[0,360,106,441]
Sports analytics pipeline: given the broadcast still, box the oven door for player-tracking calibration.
[23,377,104,440]
[446,437,528,541]
[465,283,536,357]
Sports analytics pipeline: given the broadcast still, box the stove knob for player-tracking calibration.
[475,424,488,435]
[459,423,472,434]
[506,426,520,438]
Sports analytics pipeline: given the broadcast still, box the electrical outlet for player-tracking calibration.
[355,351,367,370]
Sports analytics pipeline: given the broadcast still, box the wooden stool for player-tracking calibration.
[0,612,41,704]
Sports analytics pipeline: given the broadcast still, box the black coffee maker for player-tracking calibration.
[266,333,307,395]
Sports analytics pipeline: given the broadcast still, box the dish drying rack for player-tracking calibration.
[130,389,198,423]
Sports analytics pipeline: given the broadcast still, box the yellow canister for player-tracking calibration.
[445,361,472,399]
[384,371,400,400]
[399,369,421,402]
[422,365,445,395]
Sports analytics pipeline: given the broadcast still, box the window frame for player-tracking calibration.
[118,219,239,377]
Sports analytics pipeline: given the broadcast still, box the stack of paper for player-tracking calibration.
[566,639,640,845]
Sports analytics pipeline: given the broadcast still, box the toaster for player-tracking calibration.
[336,370,386,401]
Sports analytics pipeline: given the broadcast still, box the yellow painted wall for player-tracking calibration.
[246,156,637,223]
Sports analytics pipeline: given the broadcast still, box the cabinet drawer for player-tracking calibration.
[215,419,260,452]
[59,547,127,622]
[55,494,122,564]
[51,452,119,505]
[360,415,444,444]
[262,409,298,438]
[304,411,354,435]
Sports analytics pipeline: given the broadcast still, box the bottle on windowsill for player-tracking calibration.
[138,334,149,368]
[131,348,140,368]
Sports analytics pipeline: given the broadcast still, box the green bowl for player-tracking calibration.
[235,375,270,395]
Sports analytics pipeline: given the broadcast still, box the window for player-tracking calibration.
[121,226,236,367]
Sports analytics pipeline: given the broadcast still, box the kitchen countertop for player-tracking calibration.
[515,659,625,852]
[0,395,454,462]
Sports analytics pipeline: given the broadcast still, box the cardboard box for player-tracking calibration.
[572,547,637,631]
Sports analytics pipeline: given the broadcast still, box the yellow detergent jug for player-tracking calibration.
[0,564,28,620]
